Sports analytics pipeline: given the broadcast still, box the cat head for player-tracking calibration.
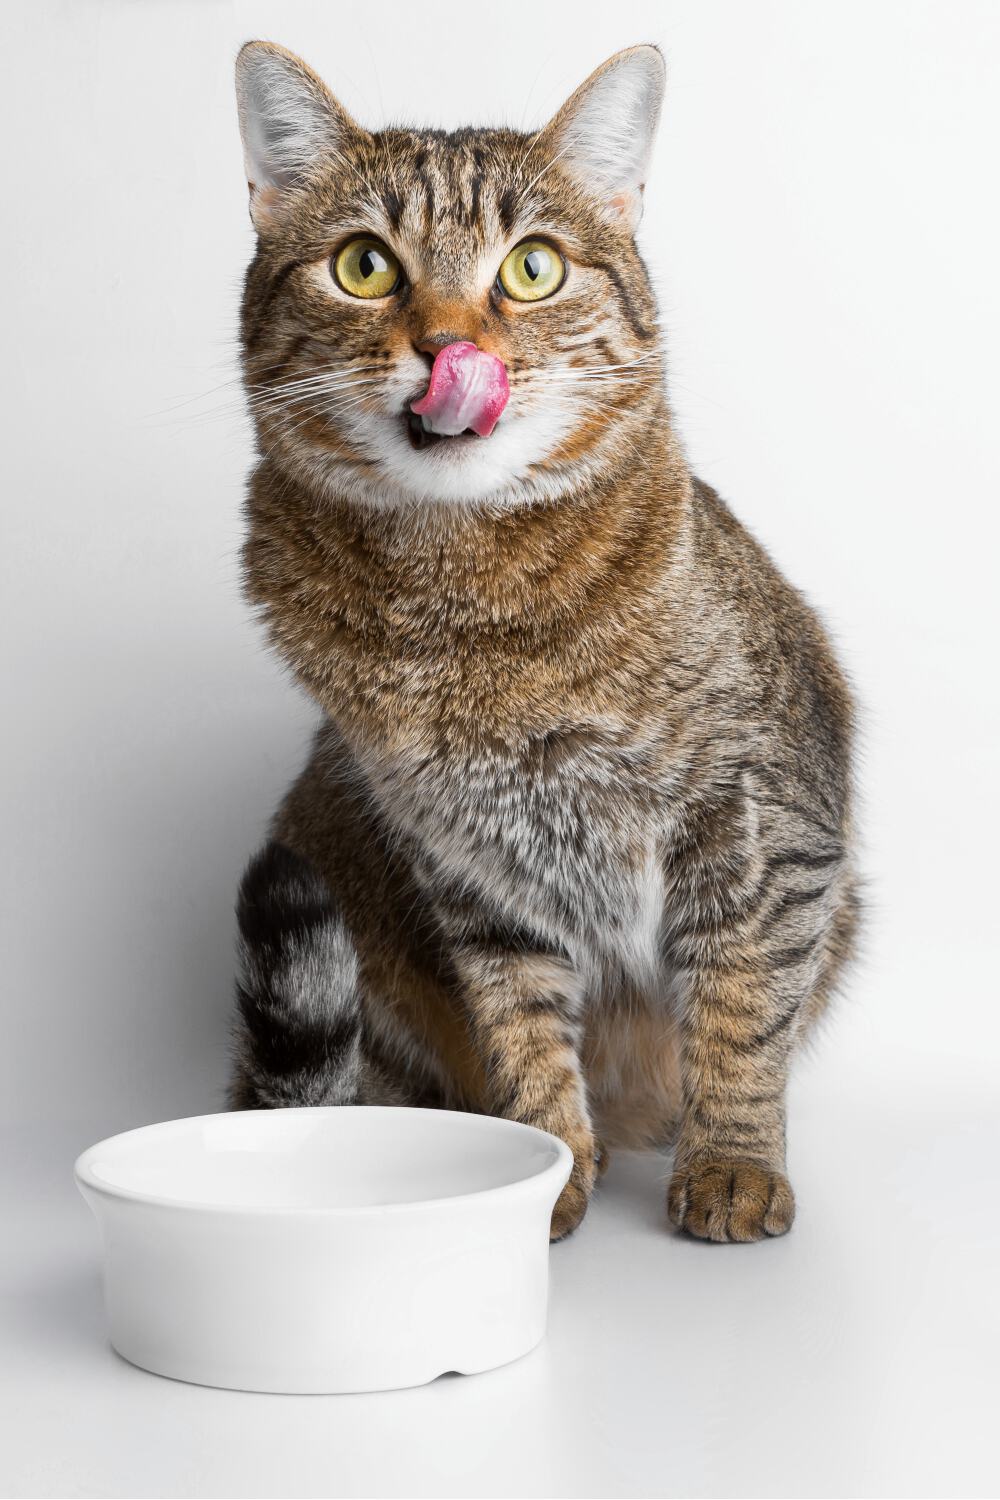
[236,42,665,508]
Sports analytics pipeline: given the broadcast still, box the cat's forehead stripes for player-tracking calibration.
[370,131,532,247]
[314,129,552,246]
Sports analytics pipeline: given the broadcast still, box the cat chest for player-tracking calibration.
[360,712,667,975]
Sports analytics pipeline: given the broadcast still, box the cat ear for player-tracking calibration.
[235,41,366,229]
[543,46,665,229]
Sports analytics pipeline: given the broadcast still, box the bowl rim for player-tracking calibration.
[74,1105,574,1218]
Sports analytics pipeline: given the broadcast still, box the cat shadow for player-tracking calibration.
[592,1148,674,1236]
[97,679,317,1119]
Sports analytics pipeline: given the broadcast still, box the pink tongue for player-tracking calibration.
[410,341,509,438]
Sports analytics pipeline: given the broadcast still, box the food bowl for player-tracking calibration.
[75,1106,572,1394]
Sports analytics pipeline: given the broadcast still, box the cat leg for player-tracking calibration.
[667,959,800,1242]
[452,943,596,1241]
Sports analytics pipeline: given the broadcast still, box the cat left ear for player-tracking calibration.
[542,46,665,230]
[235,41,367,230]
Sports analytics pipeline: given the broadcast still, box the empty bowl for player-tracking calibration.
[75,1106,572,1393]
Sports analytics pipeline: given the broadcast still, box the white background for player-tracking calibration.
[2,2,998,1496]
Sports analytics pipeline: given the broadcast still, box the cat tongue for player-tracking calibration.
[410,341,509,438]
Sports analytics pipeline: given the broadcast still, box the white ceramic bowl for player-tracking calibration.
[75,1106,572,1394]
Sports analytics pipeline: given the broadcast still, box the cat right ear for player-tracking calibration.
[235,41,365,230]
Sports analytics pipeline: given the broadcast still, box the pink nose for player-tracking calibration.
[409,341,509,438]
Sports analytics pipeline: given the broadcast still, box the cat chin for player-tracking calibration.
[340,405,577,508]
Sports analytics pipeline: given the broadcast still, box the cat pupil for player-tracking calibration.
[524,249,547,281]
[359,248,385,278]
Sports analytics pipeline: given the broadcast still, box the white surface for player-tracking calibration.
[4,1045,999,1498]
[2,0,999,1493]
[74,1108,571,1394]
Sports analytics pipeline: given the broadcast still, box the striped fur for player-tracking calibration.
[228,43,860,1242]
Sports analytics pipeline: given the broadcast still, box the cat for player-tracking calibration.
[229,40,859,1243]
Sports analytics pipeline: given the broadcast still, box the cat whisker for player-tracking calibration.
[515,350,663,380]
[156,370,386,426]
[536,370,659,385]
[244,378,385,415]
[175,381,385,434]
[246,372,385,403]
[152,355,377,419]
[511,132,582,205]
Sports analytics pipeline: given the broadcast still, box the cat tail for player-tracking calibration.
[229,841,364,1109]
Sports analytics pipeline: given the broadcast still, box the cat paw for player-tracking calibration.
[549,1137,600,1242]
[667,1156,795,1243]
[550,1170,591,1242]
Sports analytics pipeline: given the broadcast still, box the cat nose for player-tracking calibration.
[413,333,470,372]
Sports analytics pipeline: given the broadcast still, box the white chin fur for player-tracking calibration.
[341,404,576,507]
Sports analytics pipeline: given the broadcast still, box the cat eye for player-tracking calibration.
[497,239,566,302]
[332,238,402,299]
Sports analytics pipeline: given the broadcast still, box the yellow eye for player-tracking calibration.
[332,237,401,299]
[497,239,566,302]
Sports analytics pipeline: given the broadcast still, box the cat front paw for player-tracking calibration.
[549,1133,602,1242]
[667,1155,795,1243]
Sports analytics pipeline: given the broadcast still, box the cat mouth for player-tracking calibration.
[404,412,479,451]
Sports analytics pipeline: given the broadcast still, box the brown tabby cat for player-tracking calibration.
[229,41,859,1242]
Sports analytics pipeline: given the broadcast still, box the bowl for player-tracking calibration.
[75,1106,572,1394]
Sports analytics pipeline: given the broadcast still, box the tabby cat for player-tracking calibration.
[230,41,859,1242]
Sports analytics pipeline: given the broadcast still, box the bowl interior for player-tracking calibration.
[77,1107,565,1211]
